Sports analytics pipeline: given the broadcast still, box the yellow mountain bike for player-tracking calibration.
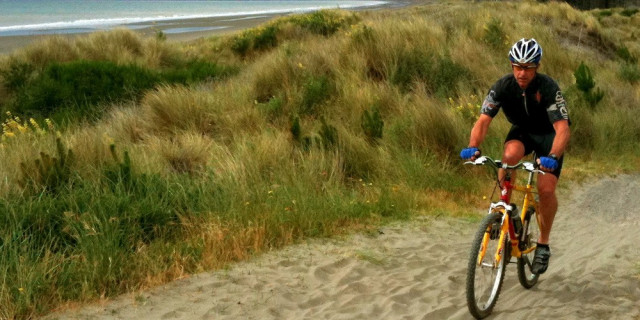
[464,155,545,319]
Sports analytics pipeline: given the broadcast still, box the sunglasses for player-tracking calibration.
[511,63,538,71]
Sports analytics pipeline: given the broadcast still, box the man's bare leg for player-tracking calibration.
[499,140,525,196]
[536,173,558,244]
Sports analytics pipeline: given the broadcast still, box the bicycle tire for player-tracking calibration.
[517,208,540,288]
[466,212,509,319]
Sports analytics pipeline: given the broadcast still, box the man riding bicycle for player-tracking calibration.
[460,38,571,275]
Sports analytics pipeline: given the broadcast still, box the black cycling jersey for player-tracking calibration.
[480,73,569,134]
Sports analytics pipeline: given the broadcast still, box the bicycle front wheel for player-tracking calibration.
[517,208,541,288]
[466,212,509,319]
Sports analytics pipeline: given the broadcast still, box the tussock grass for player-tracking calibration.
[0,1,639,318]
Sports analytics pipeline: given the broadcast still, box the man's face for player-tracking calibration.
[511,63,538,89]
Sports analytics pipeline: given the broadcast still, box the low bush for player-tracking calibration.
[616,45,637,64]
[361,106,384,143]
[11,60,159,118]
[483,17,507,50]
[19,138,75,195]
[319,117,338,150]
[574,61,604,108]
[300,75,334,115]
[391,49,433,92]
[391,49,468,97]
[5,59,236,121]
[231,25,280,57]
[0,60,34,91]
[291,10,357,36]
[619,63,640,84]
[620,8,638,17]
[160,60,238,84]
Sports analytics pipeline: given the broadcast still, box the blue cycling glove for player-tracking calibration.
[539,156,559,170]
[460,147,480,160]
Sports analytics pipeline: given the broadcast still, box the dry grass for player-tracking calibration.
[10,29,180,69]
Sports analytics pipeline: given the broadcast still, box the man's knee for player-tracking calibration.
[502,141,525,164]
[537,177,558,199]
[538,187,556,200]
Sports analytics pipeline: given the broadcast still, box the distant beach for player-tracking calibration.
[0,14,254,55]
[0,0,416,56]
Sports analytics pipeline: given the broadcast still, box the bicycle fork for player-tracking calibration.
[478,173,536,267]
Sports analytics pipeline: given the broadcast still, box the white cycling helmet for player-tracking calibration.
[509,38,543,64]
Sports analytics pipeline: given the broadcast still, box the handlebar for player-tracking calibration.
[464,156,546,175]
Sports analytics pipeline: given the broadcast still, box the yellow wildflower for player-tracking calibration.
[29,118,40,130]
[45,119,54,131]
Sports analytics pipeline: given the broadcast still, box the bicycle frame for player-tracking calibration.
[474,157,542,266]
[466,155,545,318]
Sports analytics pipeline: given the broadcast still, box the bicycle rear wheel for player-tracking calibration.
[517,208,540,288]
[466,212,509,319]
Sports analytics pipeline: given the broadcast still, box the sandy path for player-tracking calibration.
[46,175,640,319]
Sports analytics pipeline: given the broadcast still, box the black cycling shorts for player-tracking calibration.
[505,126,564,178]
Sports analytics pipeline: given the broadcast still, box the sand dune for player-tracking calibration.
[45,175,640,319]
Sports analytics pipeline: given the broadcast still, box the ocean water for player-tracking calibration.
[0,0,388,37]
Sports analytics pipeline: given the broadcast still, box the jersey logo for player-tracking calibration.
[551,90,569,119]
[481,90,499,116]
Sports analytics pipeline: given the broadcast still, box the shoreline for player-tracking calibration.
[0,1,415,57]
[0,13,288,56]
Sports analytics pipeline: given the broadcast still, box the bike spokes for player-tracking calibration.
[466,212,508,319]
[517,209,540,289]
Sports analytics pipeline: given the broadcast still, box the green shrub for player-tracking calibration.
[258,95,284,121]
[620,8,638,17]
[431,55,469,98]
[292,10,352,36]
[301,75,333,115]
[13,60,159,117]
[103,144,135,192]
[575,62,595,92]
[7,59,234,121]
[597,9,613,17]
[585,88,605,107]
[0,60,34,91]
[483,18,506,49]
[616,45,637,63]
[290,115,315,150]
[619,63,640,83]
[160,60,237,84]
[361,106,384,143]
[319,117,338,149]
[18,138,74,195]
[391,50,468,97]
[290,115,302,142]
[391,49,433,92]
[231,25,280,57]
[351,24,375,45]
[253,25,279,50]
[231,34,252,57]
[574,61,604,108]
